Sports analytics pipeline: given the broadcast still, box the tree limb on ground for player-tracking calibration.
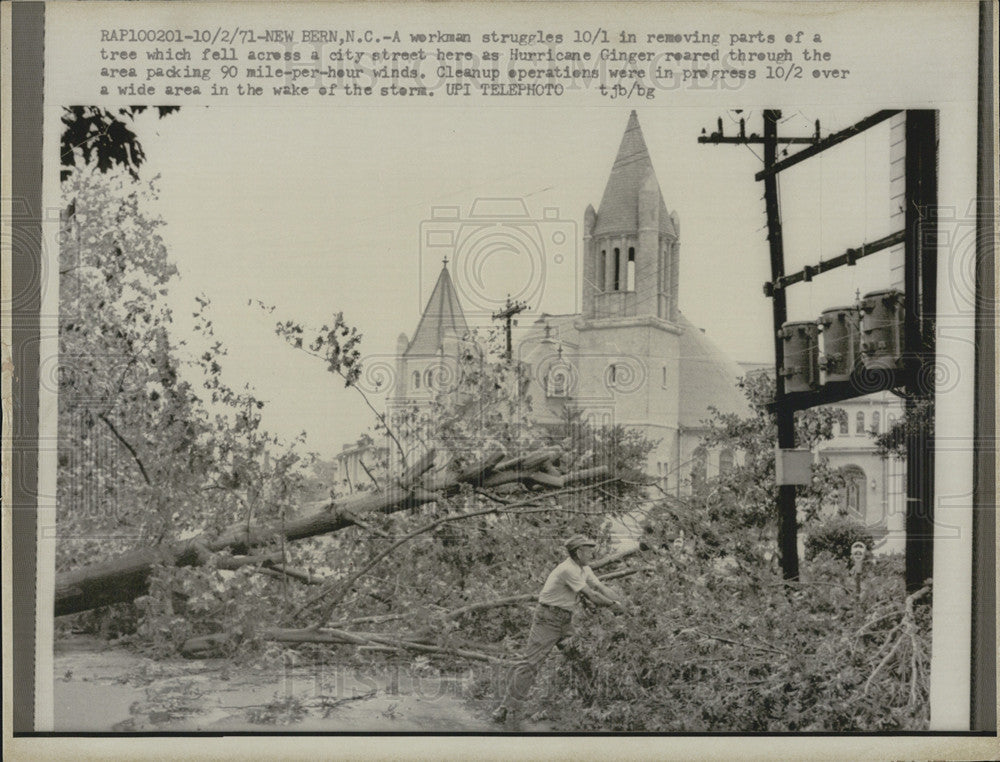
[179,561,656,661]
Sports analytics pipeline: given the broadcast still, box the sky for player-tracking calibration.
[132,105,896,457]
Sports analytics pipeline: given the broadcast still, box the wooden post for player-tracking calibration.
[762,110,799,581]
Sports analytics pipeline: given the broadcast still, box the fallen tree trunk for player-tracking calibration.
[56,458,610,616]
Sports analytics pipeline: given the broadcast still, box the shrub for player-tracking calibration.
[805,515,874,562]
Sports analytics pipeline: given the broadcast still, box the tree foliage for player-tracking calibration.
[61,106,178,182]
[805,515,875,562]
[522,548,930,731]
[58,164,309,635]
[497,372,930,731]
[685,371,846,564]
[871,397,933,460]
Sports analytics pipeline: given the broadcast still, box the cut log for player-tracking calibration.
[56,460,611,616]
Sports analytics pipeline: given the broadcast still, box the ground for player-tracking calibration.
[53,634,556,732]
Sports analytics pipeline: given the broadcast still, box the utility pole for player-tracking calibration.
[761,109,800,581]
[492,295,528,361]
[698,109,936,590]
[699,110,820,580]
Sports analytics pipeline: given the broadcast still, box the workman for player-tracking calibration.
[491,535,625,725]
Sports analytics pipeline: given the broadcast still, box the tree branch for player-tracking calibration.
[96,412,151,485]
[358,458,382,492]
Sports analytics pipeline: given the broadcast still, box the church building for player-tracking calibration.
[391,111,749,494]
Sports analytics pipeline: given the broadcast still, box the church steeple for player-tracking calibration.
[582,110,679,322]
[404,260,468,357]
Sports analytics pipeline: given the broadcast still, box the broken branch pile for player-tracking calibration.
[179,558,657,662]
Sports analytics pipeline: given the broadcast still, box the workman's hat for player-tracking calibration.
[565,535,597,552]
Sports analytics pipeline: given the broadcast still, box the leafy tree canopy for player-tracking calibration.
[61,106,179,182]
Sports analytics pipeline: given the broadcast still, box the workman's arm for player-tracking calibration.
[582,566,624,607]
[589,578,623,603]
[579,585,625,611]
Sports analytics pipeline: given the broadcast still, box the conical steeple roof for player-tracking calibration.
[593,111,676,238]
[404,262,468,356]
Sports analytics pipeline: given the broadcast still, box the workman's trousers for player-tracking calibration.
[498,603,574,711]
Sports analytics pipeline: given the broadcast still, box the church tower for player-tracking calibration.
[582,110,680,323]
[394,260,468,400]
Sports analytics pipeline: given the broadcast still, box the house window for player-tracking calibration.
[626,247,636,291]
[871,411,880,433]
[855,411,865,434]
[840,465,867,518]
[613,247,621,290]
[837,409,848,435]
[412,370,421,389]
[599,250,606,291]
[718,449,734,475]
[424,368,434,389]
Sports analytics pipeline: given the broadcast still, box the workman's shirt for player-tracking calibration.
[537,557,600,612]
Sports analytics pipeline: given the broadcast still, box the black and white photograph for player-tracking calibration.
[4,0,994,757]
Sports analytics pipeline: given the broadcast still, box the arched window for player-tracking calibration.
[871,411,880,433]
[838,410,849,435]
[412,370,420,389]
[718,449,734,475]
[855,411,865,434]
[613,248,621,290]
[599,250,607,291]
[424,368,434,389]
[840,465,867,518]
[626,247,636,291]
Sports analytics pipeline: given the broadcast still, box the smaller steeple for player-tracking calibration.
[404,260,468,356]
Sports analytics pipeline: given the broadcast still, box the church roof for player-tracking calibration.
[404,264,469,356]
[676,313,750,427]
[593,111,677,238]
